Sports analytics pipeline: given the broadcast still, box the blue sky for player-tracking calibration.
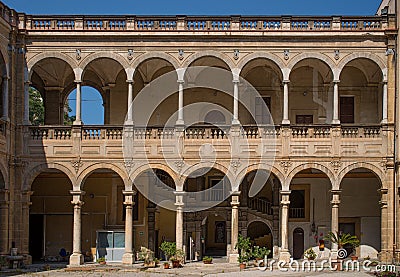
[4,0,381,16]
[20,0,382,125]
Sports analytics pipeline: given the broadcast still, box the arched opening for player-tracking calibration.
[289,58,334,124]
[182,166,231,258]
[28,86,45,126]
[240,169,281,258]
[339,168,381,259]
[66,86,104,125]
[240,58,283,125]
[81,168,130,262]
[339,58,383,124]
[204,110,226,124]
[30,57,75,125]
[184,56,233,128]
[133,168,176,258]
[293,227,305,259]
[29,169,73,262]
[80,57,126,125]
[132,58,177,127]
[289,168,332,256]
[248,221,273,257]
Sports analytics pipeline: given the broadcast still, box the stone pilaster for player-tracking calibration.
[175,191,184,251]
[122,190,136,264]
[0,189,9,254]
[147,201,156,253]
[69,190,85,266]
[330,190,341,259]
[228,192,240,263]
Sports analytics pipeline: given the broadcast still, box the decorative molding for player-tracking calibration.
[124,159,136,173]
[330,159,342,172]
[280,160,292,173]
[230,160,241,173]
[178,49,184,60]
[174,160,185,174]
[283,49,290,60]
[233,49,240,60]
[334,49,340,60]
[71,158,83,173]
[127,49,134,60]
[75,49,81,60]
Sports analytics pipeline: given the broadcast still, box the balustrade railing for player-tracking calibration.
[289,207,305,218]
[23,15,387,32]
[249,197,273,215]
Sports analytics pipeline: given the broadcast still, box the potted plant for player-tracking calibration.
[235,234,251,270]
[325,232,360,270]
[170,249,184,268]
[202,256,213,264]
[97,257,106,265]
[160,241,176,261]
[138,246,157,267]
[0,256,8,271]
[304,248,317,260]
[251,246,271,261]
[163,261,170,269]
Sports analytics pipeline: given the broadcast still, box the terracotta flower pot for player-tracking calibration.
[163,263,170,269]
[239,263,246,270]
[172,260,180,268]
[351,256,358,261]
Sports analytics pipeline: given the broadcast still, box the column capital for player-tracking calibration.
[126,79,134,84]
[333,80,340,84]
[74,80,82,84]
[282,80,290,84]
[232,79,240,84]
[123,190,136,206]
[330,189,342,194]
[177,79,185,84]
[70,190,85,206]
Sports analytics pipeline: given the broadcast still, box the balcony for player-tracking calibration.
[25,124,386,161]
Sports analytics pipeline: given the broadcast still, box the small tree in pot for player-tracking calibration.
[235,234,251,269]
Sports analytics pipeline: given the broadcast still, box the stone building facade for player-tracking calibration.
[0,0,398,266]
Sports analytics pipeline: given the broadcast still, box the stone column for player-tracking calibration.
[282,81,290,125]
[2,76,8,120]
[175,192,184,251]
[122,190,136,264]
[73,81,82,125]
[21,191,33,260]
[0,189,9,255]
[382,81,388,124]
[147,202,156,253]
[176,79,184,125]
[126,80,134,124]
[330,190,341,255]
[279,191,291,262]
[69,190,85,266]
[232,80,240,125]
[228,192,240,263]
[23,80,30,124]
[332,80,340,125]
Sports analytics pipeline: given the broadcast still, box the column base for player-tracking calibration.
[23,120,31,125]
[228,253,239,264]
[378,250,394,263]
[124,120,134,126]
[73,120,82,126]
[122,252,135,265]
[381,119,388,125]
[175,120,185,126]
[231,119,240,126]
[69,253,84,266]
[279,250,291,263]
[330,250,338,261]
[331,119,340,125]
[281,119,290,125]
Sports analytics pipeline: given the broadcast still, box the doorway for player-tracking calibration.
[293,227,304,259]
[29,214,44,261]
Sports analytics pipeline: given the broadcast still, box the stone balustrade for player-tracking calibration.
[26,124,385,159]
[22,15,388,32]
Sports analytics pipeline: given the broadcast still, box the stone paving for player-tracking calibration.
[0,258,397,277]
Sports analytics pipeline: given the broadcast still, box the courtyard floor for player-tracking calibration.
[0,258,398,277]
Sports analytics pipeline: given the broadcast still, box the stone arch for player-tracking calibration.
[129,52,180,80]
[79,52,130,73]
[287,52,336,80]
[77,162,129,190]
[337,162,384,190]
[337,52,386,80]
[23,163,76,191]
[246,218,273,235]
[285,163,335,190]
[129,163,178,190]
[236,163,285,189]
[237,52,285,78]
[182,50,235,73]
[27,52,78,78]
[180,162,234,190]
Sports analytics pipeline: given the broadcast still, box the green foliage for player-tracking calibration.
[235,234,252,264]
[63,100,75,125]
[304,248,317,260]
[202,256,213,262]
[96,257,106,263]
[160,241,176,260]
[138,246,157,265]
[0,255,7,266]
[251,246,271,259]
[324,231,360,248]
[29,87,44,125]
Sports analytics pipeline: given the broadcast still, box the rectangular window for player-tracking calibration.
[340,96,354,123]
[255,97,271,124]
[289,190,305,218]
[296,115,313,124]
